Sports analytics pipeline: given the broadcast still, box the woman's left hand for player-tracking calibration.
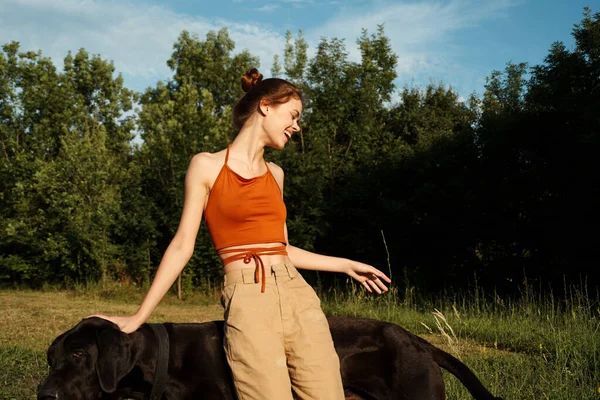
[343,260,392,294]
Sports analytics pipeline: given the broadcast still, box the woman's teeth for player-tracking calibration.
[284,131,291,139]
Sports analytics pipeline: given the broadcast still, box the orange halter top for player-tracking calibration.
[204,145,288,292]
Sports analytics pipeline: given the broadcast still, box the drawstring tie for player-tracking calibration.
[219,246,288,293]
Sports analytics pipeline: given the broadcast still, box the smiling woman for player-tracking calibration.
[232,67,303,141]
[92,67,391,400]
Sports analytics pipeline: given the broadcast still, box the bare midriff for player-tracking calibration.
[219,242,290,293]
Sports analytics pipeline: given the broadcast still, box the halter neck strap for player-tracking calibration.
[224,144,230,165]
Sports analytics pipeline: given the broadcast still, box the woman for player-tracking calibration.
[94,68,391,399]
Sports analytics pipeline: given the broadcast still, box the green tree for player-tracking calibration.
[0,43,135,284]
[168,29,257,115]
[482,62,528,116]
[271,54,282,78]
[325,83,480,290]
[302,25,398,187]
[272,26,400,265]
[471,7,600,289]
[136,29,258,286]
[284,30,308,85]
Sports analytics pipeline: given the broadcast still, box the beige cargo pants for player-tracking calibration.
[220,263,345,400]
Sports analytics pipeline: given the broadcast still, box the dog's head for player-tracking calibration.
[37,317,136,400]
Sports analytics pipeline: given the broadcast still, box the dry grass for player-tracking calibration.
[3,287,596,399]
[0,290,223,353]
[0,289,513,359]
[0,289,224,399]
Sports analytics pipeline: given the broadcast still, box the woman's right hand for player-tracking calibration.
[86,314,144,334]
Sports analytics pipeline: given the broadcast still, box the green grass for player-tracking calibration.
[321,279,600,399]
[1,280,598,399]
[0,286,224,400]
[1,346,47,400]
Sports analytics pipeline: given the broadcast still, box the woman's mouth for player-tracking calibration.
[284,130,291,140]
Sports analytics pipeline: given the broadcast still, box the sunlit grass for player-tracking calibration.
[320,277,600,400]
[0,286,223,400]
[1,278,598,399]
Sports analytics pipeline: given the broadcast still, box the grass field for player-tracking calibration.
[1,280,598,399]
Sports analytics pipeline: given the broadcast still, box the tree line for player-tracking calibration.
[1,8,598,296]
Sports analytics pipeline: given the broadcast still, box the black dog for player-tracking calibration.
[38,316,503,400]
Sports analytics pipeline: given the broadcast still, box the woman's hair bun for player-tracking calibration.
[241,68,263,92]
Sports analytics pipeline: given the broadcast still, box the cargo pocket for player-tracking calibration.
[220,283,238,320]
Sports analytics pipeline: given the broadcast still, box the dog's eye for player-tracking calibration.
[73,351,83,358]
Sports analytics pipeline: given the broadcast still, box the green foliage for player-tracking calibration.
[271,54,282,78]
[322,281,600,400]
[265,26,399,250]
[137,29,258,284]
[483,61,528,115]
[284,30,308,85]
[1,8,599,296]
[167,29,257,115]
[471,7,600,287]
[0,43,135,284]
[319,83,479,290]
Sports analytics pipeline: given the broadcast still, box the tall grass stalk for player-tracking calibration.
[320,279,600,399]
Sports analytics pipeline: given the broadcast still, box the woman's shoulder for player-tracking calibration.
[191,149,225,164]
[188,148,228,182]
[267,161,284,177]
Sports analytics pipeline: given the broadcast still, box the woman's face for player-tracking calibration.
[262,97,303,149]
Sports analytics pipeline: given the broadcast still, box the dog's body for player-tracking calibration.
[38,316,502,400]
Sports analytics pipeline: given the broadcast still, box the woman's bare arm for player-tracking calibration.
[90,153,211,332]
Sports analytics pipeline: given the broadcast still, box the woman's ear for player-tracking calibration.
[258,99,270,116]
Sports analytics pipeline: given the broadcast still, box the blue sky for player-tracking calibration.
[0,0,593,100]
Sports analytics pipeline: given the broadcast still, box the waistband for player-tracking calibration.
[224,262,298,288]
[219,246,288,293]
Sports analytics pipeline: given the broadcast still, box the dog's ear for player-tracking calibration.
[95,328,135,393]
[46,331,67,368]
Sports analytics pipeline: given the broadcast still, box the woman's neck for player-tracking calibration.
[231,125,267,167]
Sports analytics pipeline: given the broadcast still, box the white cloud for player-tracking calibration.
[0,0,285,92]
[279,0,314,4]
[0,0,520,97]
[256,4,281,12]
[306,0,519,96]
[313,0,516,44]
